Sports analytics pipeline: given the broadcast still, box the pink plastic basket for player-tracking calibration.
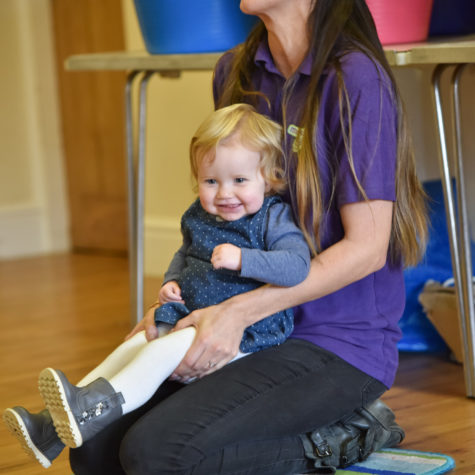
[366,0,434,45]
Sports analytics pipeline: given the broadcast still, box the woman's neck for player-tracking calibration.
[259,5,311,78]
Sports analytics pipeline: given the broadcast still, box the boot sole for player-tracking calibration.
[38,368,83,449]
[3,408,52,468]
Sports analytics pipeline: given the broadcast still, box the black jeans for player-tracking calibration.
[70,339,386,475]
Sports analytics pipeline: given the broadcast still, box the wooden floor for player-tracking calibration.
[0,253,474,474]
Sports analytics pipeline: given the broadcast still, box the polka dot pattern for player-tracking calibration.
[155,196,294,353]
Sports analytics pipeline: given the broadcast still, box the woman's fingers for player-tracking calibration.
[124,306,159,341]
[171,306,242,380]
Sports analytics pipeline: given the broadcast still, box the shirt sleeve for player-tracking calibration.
[329,54,398,208]
[240,201,310,287]
[162,226,191,285]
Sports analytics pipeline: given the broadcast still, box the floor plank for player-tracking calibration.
[0,253,473,473]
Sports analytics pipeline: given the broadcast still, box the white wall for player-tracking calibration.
[0,0,69,258]
[122,0,214,276]
[394,65,475,183]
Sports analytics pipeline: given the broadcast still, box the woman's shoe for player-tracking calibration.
[3,407,65,468]
[301,399,405,471]
[38,368,124,448]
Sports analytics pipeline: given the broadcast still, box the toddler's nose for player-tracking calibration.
[217,184,232,198]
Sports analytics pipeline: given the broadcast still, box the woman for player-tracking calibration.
[70,0,426,473]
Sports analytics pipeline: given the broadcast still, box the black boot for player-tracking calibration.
[3,407,65,468]
[38,368,124,448]
[300,399,405,474]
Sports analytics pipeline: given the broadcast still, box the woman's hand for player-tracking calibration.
[125,281,185,342]
[124,305,159,342]
[170,302,246,380]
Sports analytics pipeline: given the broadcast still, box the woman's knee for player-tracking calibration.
[119,419,200,475]
[70,443,125,475]
[119,428,145,475]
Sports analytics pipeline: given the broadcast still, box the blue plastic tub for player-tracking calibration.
[429,0,475,36]
[133,0,258,54]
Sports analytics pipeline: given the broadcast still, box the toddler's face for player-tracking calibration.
[198,140,268,221]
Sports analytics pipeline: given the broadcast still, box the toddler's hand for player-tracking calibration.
[211,243,242,271]
[159,281,184,304]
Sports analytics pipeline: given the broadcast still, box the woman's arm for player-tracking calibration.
[171,199,393,380]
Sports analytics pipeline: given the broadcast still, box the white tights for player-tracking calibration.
[77,326,195,414]
[76,326,245,415]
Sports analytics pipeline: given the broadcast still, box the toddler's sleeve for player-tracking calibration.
[240,202,310,287]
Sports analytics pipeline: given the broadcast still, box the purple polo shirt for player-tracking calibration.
[213,41,404,388]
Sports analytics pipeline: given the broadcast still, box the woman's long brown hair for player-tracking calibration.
[216,0,427,266]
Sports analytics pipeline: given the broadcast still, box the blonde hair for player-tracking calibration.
[190,103,286,194]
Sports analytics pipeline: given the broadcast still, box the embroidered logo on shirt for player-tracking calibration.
[287,124,304,153]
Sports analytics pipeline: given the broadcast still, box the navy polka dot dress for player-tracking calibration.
[155,196,294,353]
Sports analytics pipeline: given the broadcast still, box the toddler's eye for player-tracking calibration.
[234,177,246,184]
[205,179,217,185]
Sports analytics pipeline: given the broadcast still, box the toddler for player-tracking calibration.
[3,103,310,468]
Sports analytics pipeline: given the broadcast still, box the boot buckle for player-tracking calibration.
[312,432,333,458]
[315,443,332,457]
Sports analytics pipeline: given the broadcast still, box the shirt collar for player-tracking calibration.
[254,39,314,78]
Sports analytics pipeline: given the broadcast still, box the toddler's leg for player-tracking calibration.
[108,327,196,414]
[78,324,173,386]
[77,330,148,386]
[38,327,196,447]
[2,331,151,466]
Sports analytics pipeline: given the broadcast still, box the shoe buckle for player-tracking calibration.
[311,431,333,458]
[315,441,332,458]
